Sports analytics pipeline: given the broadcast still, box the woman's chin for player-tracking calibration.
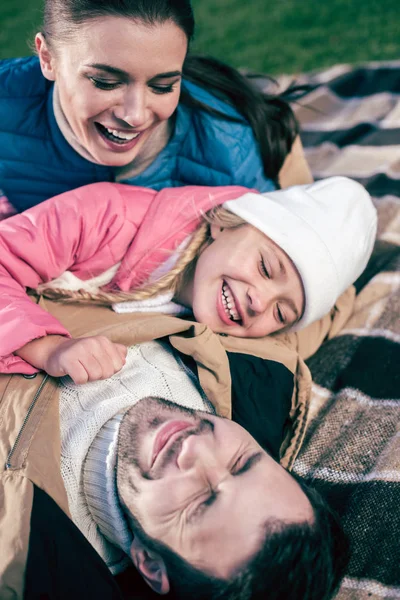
[88,146,138,167]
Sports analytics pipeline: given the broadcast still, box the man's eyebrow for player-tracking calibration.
[85,63,182,80]
[188,453,263,524]
[188,491,219,524]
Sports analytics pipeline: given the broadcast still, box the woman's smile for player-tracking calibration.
[94,122,144,152]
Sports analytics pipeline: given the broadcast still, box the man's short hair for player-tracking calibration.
[124,476,349,600]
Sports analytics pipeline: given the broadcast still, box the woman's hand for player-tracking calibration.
[15,335,127,384]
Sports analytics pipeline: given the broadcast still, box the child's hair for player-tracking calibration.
[42,0,300,184]
[37,207,246,305]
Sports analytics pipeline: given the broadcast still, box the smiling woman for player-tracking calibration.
[0,0,310,213]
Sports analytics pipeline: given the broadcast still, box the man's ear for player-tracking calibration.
[130,536,170,595]
[210,224,224,240]
[35,33,57,81]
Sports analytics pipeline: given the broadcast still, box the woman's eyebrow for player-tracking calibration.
[85,63,182,80]
[150,71,182,79]
[85,63,128,77]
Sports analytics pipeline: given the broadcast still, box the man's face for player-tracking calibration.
[117,398,313,580]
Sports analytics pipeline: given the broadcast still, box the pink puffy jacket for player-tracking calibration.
[0,182,250,374]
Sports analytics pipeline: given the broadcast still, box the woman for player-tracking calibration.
[0,0,312,213]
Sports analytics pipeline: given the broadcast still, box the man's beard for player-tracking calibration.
[115,396,211,542]
[118,396,213,479]
[118,396,196,469]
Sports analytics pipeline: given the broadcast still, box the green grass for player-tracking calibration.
[0,0,399,75]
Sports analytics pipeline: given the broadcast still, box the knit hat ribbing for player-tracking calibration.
[224,176,377,330]
[84,412,133,560]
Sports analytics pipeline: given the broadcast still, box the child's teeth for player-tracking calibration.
[221,284,240,322]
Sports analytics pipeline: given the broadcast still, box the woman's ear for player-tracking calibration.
[130,536,170,595]
[35,33,57,81]
[210,224,224,240]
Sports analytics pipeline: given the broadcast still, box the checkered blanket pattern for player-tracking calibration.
[279,62,400,600]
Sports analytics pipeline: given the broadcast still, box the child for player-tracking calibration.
[0,177,376,383]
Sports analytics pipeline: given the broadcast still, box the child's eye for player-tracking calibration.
[276,304,286,325]
[260,257,270,279]
[89,77,121,91]
[150,84,175,95]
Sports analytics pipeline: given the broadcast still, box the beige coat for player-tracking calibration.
[0,286,355,598]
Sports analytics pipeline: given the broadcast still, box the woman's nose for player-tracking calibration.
[114,88,147,128]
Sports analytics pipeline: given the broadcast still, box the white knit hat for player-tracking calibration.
[84,412,133,559]
[224,176,377,330]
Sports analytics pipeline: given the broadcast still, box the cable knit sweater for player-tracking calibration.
[59,340,214,574]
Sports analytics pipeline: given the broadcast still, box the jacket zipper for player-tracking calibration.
[5,374,49,470]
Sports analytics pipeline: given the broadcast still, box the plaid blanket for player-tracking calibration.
[3,61,399,599]
[279,62,400,599]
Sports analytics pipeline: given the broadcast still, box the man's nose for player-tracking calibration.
[177,434,228,485]
[114,88,147,128]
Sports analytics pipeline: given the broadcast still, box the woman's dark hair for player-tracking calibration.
[124,476,350,600]
[42,0,300,184]
[182,54,299,183]
[43,0,195,44]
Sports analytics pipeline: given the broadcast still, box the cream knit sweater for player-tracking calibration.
[59,340,213,573]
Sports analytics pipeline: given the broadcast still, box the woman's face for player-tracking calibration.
[36,17,188,166]
[176,223,305,338]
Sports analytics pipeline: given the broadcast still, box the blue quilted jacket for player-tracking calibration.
[0,56,275,211]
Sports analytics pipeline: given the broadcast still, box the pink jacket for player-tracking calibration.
[0,182,250,374]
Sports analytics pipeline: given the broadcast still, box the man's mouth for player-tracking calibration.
[95,123,141,145]
[151,421,192,468]
[221,282,242,323]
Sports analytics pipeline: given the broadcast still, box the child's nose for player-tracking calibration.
[247,284,272,315]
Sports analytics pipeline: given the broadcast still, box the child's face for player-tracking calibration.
[177,224,305,338]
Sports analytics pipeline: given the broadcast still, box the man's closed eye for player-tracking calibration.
[187,452,263,524]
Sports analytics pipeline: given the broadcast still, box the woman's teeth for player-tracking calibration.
[98,124,140,143]
[221,283,240,322]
